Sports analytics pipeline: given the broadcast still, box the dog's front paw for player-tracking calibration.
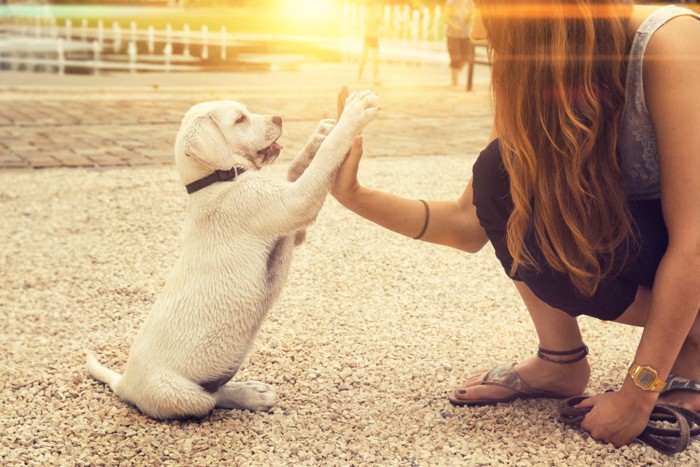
[214,381,277,412]
[300,119,336,161]
[338,90,380,134]
[288,119,337,182]
[308,119,336,150]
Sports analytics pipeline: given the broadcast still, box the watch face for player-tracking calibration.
[638,369,656,388]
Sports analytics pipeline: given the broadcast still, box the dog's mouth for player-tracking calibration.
[257,139,283,164]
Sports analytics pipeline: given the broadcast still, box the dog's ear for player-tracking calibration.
[183,115,234,170]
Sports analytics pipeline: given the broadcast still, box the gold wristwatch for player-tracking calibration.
[628,363,666,392]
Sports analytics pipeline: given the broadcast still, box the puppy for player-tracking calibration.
[87,90,379,419]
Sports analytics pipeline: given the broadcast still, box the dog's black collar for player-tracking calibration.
[185,167,247,194]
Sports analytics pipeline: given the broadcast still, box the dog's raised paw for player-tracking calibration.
[340,90,380,133]
[214,381,277,412]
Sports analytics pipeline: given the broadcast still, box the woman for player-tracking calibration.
[332,0,700,448]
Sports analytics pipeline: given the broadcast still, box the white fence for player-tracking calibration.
[0,2,474,75]
[0,16,228,74]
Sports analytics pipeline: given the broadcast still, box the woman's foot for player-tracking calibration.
[661,331,700,412]
[662,384,700,414]
[450,355,590,405]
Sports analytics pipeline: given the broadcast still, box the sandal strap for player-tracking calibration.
[558,396,700,454]
[481,364,532,393]
[638,404,694,455]
[537,345,589,364]
[645,405,700,437]
[662,372,700,395]
[558,395,589,426]
[481,364,560,397]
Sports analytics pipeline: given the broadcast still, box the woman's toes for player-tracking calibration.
[451,383,514,402]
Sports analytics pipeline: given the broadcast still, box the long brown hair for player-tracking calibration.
[479,0,634,296]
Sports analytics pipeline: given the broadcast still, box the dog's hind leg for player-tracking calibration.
[213,381,276,411]
[131,373,218,420]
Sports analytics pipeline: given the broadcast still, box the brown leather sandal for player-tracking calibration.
[448,363,571,406]
[558,395,700,454]
[449,345,589,407]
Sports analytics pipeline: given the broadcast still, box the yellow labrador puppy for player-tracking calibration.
[87,90,379,419]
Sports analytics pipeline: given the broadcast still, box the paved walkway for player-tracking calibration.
[0,62,493,170]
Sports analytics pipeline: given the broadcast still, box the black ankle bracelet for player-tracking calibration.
[537,345,589,364]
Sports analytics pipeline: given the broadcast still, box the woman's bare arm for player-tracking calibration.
[629,14,700,391]
[332,136,488,253]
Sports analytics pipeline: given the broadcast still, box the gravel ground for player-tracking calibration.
[1,154,697,465]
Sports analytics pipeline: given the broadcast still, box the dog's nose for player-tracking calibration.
[272,116,282,126]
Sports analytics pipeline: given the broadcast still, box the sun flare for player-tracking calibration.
[282,0,340,24]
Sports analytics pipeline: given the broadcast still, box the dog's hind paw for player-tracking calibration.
[214,381,277,412]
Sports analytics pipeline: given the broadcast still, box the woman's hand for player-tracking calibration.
[577,386,657,447]
[331,135,364,205]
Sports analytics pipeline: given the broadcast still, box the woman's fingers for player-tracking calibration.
[332,135,364,200]
[337,85,349,120]
[348,135,364,162]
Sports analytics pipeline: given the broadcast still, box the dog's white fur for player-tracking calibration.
[87,91,379,419]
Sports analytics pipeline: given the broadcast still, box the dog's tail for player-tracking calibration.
[86,352,122,392]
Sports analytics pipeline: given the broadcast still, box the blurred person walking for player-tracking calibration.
[444,0,473,87]
[358,1,383,86]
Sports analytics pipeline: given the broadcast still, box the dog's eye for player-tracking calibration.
[235,115,247,124]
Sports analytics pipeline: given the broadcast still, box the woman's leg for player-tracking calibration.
[371,47,379,85]
[668,318,700,410]
[447,37,460,86]
[451,67,460,86]
[615,286,700,411]
[358,44,369,82]
[451,281,590,403]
